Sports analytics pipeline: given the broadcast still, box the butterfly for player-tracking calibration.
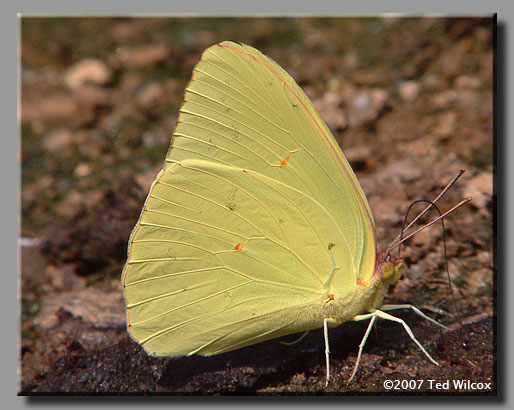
[122,41,469,387]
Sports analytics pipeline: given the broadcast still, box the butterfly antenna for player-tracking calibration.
[387,197,472,254]
[394,199,463,326]
[390,169,466,250]
[396,199,427,260]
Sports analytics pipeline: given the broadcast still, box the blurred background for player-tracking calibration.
[20,16,493,393]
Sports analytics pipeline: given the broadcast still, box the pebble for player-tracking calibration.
[74,163,92,178]
[22,93,78,122]
[118,44,170,69]
[313,91,346,130]
[64,59,112,90]
[111,21,141,42]
[430,90,457,110]
[35,288,125,329]
[398,80,420,102]
[465,172,493,209]
[43,128,74,153]
[454,75,482,89]
[422,73,443,90]
[137,82,164,110]
[347,88,388,128]
[433,111,457,138]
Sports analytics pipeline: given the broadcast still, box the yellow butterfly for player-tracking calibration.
[122,41,468,386]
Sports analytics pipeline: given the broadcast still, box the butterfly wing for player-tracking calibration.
[167,41,376,283]
[124,159,355,355]
[122,42,377,356]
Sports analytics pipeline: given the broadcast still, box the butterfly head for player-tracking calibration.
[376,252,403,287]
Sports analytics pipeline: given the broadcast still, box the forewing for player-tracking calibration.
[167,41,376,283]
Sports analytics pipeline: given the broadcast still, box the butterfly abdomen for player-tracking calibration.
[324,276,389,325]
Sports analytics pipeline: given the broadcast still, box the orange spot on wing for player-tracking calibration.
[357,279,365,287]
[235,243,245,251]
[280,153,291,166]
[323,294,335,304]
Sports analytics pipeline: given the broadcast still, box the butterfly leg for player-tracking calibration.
[281,330,310,346]
[373,309,440,366]
[381,304,449,330]
[323,319,330,387]
[348,313,377,382]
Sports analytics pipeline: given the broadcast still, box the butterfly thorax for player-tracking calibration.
[324,253,403,326]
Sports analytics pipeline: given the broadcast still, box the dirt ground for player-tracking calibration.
[19,16,494,395]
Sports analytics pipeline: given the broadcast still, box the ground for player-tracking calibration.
[19,16,494,394]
